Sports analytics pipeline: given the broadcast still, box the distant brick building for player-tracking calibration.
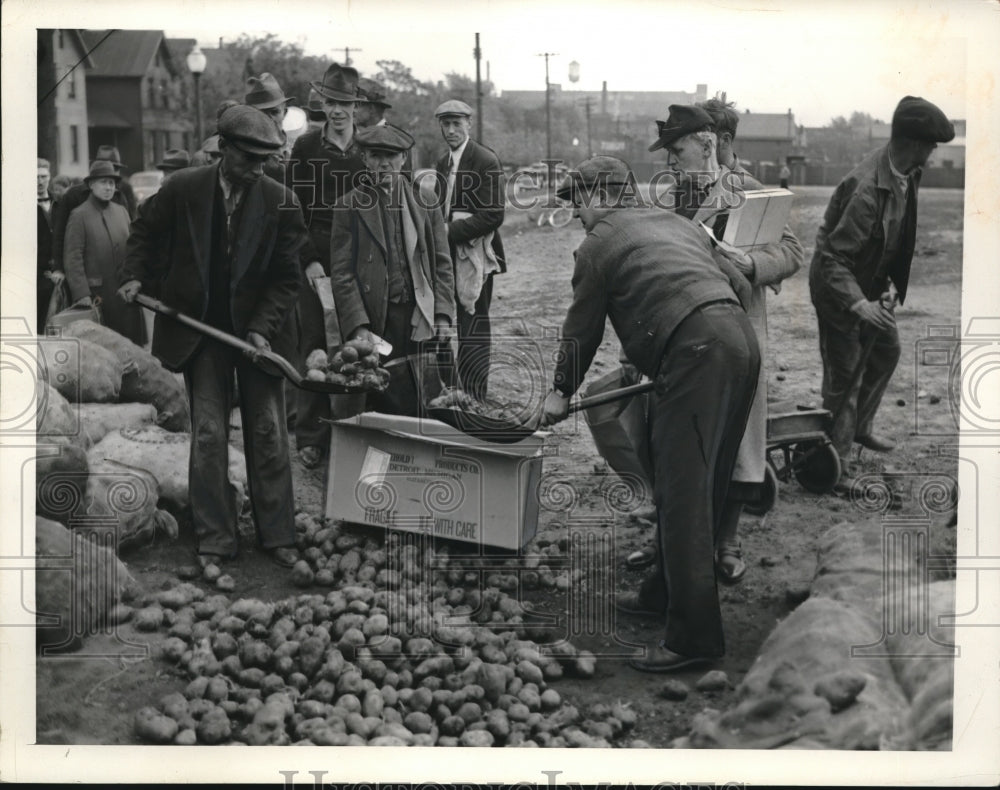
[81,29,194,172]
[37,29,93,178]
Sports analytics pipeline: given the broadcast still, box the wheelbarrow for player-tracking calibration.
[744,404,842,516]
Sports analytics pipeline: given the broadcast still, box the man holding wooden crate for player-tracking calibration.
[654,104,803,583]
[809,96,954,491]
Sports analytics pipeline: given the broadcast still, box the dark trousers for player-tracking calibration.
[647,302,760,658]
[185,340,296,556]
[818,316,900,460]
[367,301,421,417]
[456,272,493,401]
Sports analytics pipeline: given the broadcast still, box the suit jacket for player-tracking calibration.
[63,195,132,303]
[329,179,456,343]
[434,138,506,273]
[121,162,306,371]
[809,145,920,333]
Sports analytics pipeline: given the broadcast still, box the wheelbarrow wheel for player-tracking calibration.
[744,463,779,517]
[791,440,842,494]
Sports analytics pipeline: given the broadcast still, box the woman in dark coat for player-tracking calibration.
[63,160,146,345]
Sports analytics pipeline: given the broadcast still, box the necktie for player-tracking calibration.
[445,153,458,218]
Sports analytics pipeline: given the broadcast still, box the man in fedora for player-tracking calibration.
[286,63,368,468]
[810,96,955,490]
[155,149,191,183]
[329,124,456,414]
[541,156,759,672]
[433,99,506,402]
[51,145,136,269]
[245,72,293,180]
[355,78,391,129]
[118,105,308,570]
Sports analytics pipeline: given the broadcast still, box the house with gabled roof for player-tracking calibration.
[37,29,94,178]
[81,29,194,172]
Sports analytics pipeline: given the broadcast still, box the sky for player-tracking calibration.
[140,0,974,128]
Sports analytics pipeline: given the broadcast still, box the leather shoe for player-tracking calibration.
[715,543,747,585]
[833,473,859,496]
[614,590,666,618]
[628,641,716,673]
[267,546,300,568]
[299,446,323,469]
[625,544,656,570]
[855,433,896,452]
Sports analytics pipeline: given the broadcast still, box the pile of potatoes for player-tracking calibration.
[305,338,390,391]
[131,519,645,747]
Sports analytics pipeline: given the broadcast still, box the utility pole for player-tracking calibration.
[581,97,593,158]
[474,33,483,143]
[333,47,362,66]
[536,52,558,162]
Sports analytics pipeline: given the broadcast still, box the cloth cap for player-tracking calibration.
[648,104,715,152]
[555,156,632,201]
[200,134,221,154]
[156,148,192,171]
[85,159,121,182]
[891,96,955,143]
[244,72,295,110]
[435,99,473,119]
[217,105,285,155]
[355,124,415,153]
[357,78,392,108]
[310,62,361,103]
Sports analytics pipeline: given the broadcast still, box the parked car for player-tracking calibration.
[130,170,164,203]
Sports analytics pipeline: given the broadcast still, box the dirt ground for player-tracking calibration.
[35,185,963,748]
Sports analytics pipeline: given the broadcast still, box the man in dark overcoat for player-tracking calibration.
[118,105,307,569]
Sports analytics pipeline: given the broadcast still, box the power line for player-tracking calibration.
[38,29,118,107]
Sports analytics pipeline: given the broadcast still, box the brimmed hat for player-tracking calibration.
[217,105,285,155]
[355,124,414,153]
[306,88,326,122]
[310,63,361,103]
[891,96,955,143]
[94,144,127,172]
[435,99,473,119]
[200,134,221,155]
[648,105,715,152]
[245,72,295,110]
[357,78,391,109]
[156,148,191,171]
[555,156,632,201]
[85,159,122,183]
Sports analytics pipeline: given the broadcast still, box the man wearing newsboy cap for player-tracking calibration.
[433,99,507,401]
[244,72,294,181]
[541,156,760,673]
[328,124,456,414]
[809,96,955,491]
[118,105,309,571]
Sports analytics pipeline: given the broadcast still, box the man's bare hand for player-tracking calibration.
[853,298,896,331]
[434,318,455,344]
[305,261,325,292]
[713,239,755,278]
[350,326,375,345]
[245,331,271,361]
[540,389,571,427]
[46,270,65,284]
[117,280,141,303]
[74,295,94,308]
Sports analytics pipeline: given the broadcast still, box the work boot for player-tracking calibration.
[855,433,896,452]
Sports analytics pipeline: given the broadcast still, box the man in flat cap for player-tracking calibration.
[650,103,802,585]
[118,105,308,571]
[433,99,506,402]
[541,156,760,672]
[329,124,456,414]
[244,72,293,181]
[355,78,391,129]
[809,95,955,491]
[286,63,368,468]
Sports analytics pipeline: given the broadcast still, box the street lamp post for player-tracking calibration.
[186,44,207,146]
[537,52,558,163]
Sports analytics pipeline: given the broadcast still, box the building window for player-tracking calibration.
[70,125,79,163]
[146,77,155,108]
[161,79,170,109]
[58,30,64,49]
[145,130,154,167]
[67,69,76,99]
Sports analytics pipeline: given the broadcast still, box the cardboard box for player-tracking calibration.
[325,413,545,550]
[722,188,794,250]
